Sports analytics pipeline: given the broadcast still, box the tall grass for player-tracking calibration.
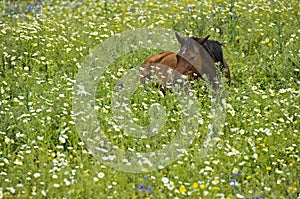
[0,0,299,198]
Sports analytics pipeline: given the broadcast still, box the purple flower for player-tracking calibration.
[136,183,147,192]
[185,5,196,13]
[136,183,152,193]
[5,0,43,15]
[26,3,35,12]
[233,170,242,177]
[229,179,237,188]
[246,196,265,199]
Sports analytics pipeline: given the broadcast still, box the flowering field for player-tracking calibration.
[0,0,299,198]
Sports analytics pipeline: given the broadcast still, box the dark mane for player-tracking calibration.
[192,38,225,68]
[191,37,231,85]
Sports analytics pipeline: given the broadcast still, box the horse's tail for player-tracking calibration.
[222,59,231,86]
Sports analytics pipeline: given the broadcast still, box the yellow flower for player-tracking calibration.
[266,166,272,171]
[226,194,233,199]
[179,185,186,193]
[192,182,198,189]
[200,184,205,189]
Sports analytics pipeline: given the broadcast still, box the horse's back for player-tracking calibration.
[140,51,179,85]
[143,51,177,69]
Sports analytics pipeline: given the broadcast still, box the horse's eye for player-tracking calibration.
[190,56,196,61]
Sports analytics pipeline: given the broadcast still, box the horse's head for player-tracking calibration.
[175,32,210,77]
[176,32,210,47]
[175,32,231,85]
[175,32,221,89]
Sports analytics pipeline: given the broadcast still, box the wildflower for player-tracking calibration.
[253,153,258,159]
[59,136,66,144]
[233,170,242,177]
[14,159,23,166]
[41,190,46,196]
[7,186,15,194]
[64,179,71,186]
[97,172,105,179]
[192,182,198,189]
[112,182,117,186]
[229,179,237,188]
[4,136,11,144]
[136,183,152,193]
[53,183,60,188]
[33,173,41,178]
[212,178,220,185]
[179,185,186,193]
[93,177,99,182]
[167,181,175,190]
[37,136,44,140]
[232,168,240,175]
[161,176,169,184]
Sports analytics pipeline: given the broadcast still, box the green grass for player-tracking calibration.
[0,0,299,198]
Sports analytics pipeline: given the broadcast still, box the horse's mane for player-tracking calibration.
[192,37,225,68]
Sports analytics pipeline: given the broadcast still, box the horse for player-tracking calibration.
[199,37,231,85]
[140,32,231,90]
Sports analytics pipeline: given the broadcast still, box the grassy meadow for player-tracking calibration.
[0,0,299,198]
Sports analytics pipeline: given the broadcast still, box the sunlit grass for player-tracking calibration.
[0,0,299,198]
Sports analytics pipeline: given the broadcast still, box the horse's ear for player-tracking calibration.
[198,35,210,44]
[175,32,185,44]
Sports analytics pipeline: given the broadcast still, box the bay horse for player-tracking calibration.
[140,32,231,91]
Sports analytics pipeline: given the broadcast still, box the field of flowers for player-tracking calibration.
[0,0,299,198]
